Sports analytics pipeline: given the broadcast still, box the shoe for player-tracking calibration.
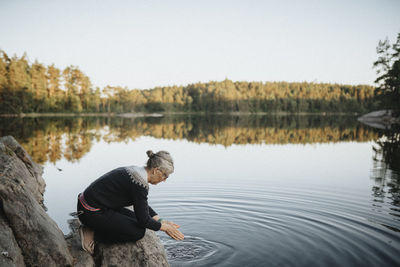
[79,225,95,255]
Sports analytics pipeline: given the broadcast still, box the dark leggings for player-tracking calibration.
[77,200,145,243]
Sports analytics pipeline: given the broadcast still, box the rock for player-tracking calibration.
[94,228,170,267]
[0,136,46,206]
[66,218,170,267]
[0,136,74,266]
[0,209,25,267]
[65,219,95,267]
[358,110,400,129]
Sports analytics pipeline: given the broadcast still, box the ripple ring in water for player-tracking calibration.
[160,235,235,266]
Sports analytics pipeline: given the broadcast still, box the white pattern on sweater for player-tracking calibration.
[124,165,149,190]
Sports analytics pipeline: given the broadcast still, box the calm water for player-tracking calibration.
[1,115,399,267]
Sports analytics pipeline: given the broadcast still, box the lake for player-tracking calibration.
[1,114,399,267]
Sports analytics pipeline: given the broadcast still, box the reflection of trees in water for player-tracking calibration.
[371,128,400,216]
[0,115,379,164]
[370,127,400,233]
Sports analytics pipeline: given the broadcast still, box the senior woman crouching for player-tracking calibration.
[77,150,184,254]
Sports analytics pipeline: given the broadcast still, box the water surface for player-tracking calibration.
[1,115,398,267]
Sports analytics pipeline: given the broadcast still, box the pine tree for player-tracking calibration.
[47,64,63,111]
[63,66,82,112]
[0,51,9,113]
[7,53,32,112]
[373,32,400,115]
[31,61,48,112]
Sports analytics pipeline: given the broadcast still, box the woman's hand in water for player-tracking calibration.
[160,223,184,240]
[163,220,180,229]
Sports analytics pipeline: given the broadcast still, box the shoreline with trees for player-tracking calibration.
[0,111,363,118]
[1,50,377,115]
[357,32,400,129]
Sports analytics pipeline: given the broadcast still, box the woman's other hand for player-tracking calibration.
[160,223,184,240]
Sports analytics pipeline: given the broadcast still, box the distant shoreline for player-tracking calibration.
[0,112,163,118]
[0,111,362,118]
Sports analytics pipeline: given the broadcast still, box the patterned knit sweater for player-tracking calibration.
[83,165,161,231]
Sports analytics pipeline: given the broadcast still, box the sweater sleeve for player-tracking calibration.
[131,186,161,231]
[149,205,158,217]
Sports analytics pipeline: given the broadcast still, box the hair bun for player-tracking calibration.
[146,150,155,158]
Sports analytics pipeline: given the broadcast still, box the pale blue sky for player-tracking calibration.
[1,0,399,89]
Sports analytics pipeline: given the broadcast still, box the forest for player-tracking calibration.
[0,50,377,114]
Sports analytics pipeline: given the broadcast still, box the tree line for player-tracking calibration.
[0,50,377,114]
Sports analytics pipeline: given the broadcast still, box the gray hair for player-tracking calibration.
[146,150,174,175]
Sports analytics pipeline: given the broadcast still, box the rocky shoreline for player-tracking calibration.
[0,136,170,267]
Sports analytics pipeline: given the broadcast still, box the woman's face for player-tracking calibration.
[150,168,169,185]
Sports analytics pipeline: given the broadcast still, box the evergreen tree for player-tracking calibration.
[47,64,63,111]
[63,66,82,112]
[373,32,400,115]
[77,70,91,111]
[0,51,9,113]
[31,61,48,112]
[7,53,32,112]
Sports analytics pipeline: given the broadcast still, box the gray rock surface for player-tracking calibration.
[66,218,170,267]
[358,110,400,129]
[94,228,170,267]
[65,219,95,267]
[0,136,45,206]
[0,136,74,266]
[0,210,25,267]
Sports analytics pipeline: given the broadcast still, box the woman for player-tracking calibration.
[77,150,184,254]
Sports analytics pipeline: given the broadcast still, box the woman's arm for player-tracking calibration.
[149,206,158,217]
[131,187,162,231]
[152,215,161,221]
[151,215,181,229]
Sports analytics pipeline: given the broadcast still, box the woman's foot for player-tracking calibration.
[79,225,95,255]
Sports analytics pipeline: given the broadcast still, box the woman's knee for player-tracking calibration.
[134,227,146,241]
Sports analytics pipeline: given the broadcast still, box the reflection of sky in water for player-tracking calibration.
[44,137,374,232]
[43,137,400,266]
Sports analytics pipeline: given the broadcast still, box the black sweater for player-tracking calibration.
[83,166,162,231]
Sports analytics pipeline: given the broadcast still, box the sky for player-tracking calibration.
[0,0,399,89]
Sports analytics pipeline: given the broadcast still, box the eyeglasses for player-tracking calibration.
[158,169,168,180]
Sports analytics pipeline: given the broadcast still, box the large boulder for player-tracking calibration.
[65,219,95,267]
[94,228,170,267]
[0,136,74,266]
[66,219,169,267]
[0,209,25,267]
[0,136,45,206]
[66,218,170,267]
